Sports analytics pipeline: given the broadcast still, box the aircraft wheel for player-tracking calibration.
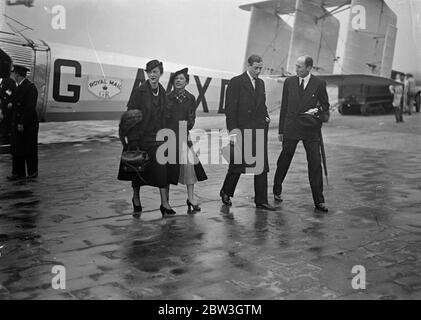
[360,104,369,116]
[338,105,346,115]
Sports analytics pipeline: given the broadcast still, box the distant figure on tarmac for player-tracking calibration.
[7,65,39,181]
[117,59,175,218]
[406,73,416,115]
[389,73,405,123]
[273,55,330,213]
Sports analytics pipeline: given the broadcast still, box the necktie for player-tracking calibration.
[299,78,305,96]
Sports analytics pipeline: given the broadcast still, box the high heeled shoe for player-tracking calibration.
[160,205,176,217]
[187,199,201,213]
[132,198,142,218]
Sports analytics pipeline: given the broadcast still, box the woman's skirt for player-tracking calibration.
[117,133,167,188]
[167,138,207,185]
[178,140,198,185]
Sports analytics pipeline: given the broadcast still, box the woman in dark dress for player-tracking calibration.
[118,59,176,218]
[166,68,207,213]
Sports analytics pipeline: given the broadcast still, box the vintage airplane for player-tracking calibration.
[0,0,419,125]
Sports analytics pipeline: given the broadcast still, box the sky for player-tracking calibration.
[1,0,420,76]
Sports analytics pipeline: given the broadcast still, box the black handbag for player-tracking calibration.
[120,148,150,174]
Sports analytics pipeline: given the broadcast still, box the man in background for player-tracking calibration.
[7,65,39,181]
[0,48,15,145]
[389,73,405,123]
[406,74,416,115]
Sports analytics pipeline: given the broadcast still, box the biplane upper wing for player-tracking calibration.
[239,0,352,15]
[317,74,402,87]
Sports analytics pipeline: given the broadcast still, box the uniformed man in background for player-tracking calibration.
[7,65,39,181]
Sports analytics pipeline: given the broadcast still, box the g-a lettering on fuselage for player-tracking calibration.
[52,60,229,114]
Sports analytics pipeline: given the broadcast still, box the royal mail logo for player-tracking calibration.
[88,78,122,99]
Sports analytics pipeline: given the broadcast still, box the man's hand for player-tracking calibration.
[278,134,283,142]
[304,108,319,115]
[265,116,270,123]
[17,124,24,132]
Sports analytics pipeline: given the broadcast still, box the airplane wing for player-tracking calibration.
[317,74,402,87]
[239,0,351,14]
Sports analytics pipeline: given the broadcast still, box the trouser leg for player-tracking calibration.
[303,140,325,205]
[26,153,38,176]
[254,172,268,204]
[273,139,298,195]
[221,171,241,197]
[13,155,26,177]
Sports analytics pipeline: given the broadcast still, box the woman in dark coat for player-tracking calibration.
[166,68,207,213]
[118,59,176,218]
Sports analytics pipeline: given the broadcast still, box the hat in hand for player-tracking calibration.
[296,113,322,130]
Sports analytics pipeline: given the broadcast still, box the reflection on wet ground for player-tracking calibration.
[0,112,421,299]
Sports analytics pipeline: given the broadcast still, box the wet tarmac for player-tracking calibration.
[0,112,421,300]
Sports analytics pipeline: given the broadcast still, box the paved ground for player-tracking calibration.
[0,111,421,300]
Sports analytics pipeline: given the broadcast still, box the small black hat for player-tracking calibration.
[296,113,322,130]
[12,65,30,76]
[170,67,189,84]
[145,59,163,72]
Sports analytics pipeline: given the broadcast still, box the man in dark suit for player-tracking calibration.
[7,65,39,181]
[0,49,15,145]
[220,54,275,211]
[0,77,16,145]
[273,55,330,212]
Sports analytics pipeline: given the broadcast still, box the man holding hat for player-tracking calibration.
[7,64,39,181]
[273,55,330,212]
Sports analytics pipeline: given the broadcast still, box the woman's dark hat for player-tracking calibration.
[170,67,189,84]
[145,60,163,72]
[11,65,30,76]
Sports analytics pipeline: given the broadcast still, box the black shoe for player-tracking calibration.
[27,172,38,179]
[187,199,201,214]
[160,205,176,217]
[132,198,142,217]
[7,174,25,181]
[315,203,329,213]
[219,190,232,206]
[256,203,276,211]
[274,194,283,202]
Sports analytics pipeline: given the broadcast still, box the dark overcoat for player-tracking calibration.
[224,72,269,174]
[117,81,169,188]
[166,89,207,185]
[278,75,330,141]
[0,78,17,143]
[10,78,39,156]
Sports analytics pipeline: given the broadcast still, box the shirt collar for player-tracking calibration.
[246,71,256,82]
[18,78,25,86]
[299,73,311,83]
